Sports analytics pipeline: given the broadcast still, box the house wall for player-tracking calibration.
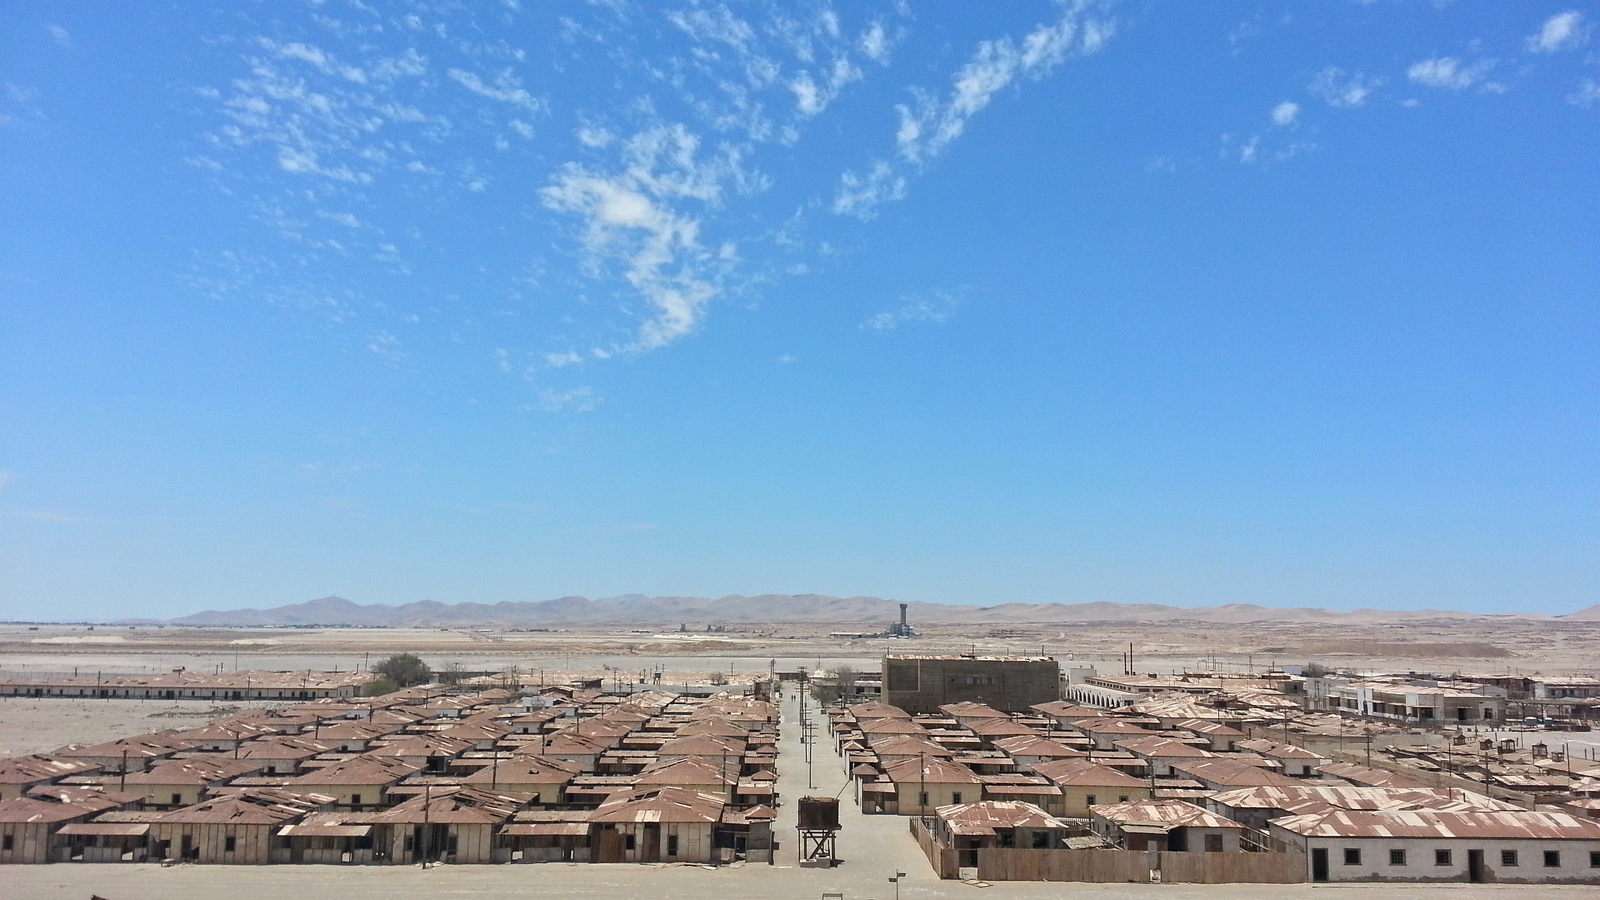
[1058,784,1151,819]
[379,823,497,864]
[1274,832,1600,884]
[0,822,55,864]
[148,823,275,864]
[893,781,977,815]
[285,783,385,808]
[133,784,208,808]
[610,822,714,863]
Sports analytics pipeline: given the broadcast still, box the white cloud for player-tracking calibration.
[831,160,906,220]
[666,5,756,52]
[1271,101,1300,126]
[1570,79,1600,107]
[788,56,863,118]
[365,330,405,360]
[543,351,583,367]
[46,25,72,47]
[577,126,614,147]
[536,385,600,413]
[541,124,754,351]
[862,290,962,330]
[1407,57,1495,91]
[1527,11,1587,53]
[1308,67,1382,107]
[897,4,1115,164]
[860,21,890,64]
[447,69,545,112]
[317,210,362,228]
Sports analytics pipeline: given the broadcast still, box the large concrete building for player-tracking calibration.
[883,654,1058,714]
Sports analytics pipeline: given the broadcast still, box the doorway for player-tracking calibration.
[640,824,662,863]
[1468,849,1485,883]
[1312,848,1329,882]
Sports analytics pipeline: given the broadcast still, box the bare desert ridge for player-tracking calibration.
[119,593,1600,628]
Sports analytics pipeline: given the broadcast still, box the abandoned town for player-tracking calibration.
[2,598,1598,900]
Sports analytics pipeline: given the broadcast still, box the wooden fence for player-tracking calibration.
[908,820,1304,884]
[908,819,957,879]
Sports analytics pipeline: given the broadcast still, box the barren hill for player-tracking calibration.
[146,594,1576,628]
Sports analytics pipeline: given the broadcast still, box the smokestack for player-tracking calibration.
[899,603,908,627]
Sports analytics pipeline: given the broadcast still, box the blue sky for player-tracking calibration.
[2,1,1598,620]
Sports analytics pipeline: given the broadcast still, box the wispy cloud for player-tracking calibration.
[536,385,601,413]
[1527,11,1587,53]
[1308,67,1382,108]
[365,330,405,360]
[446,68,545,113]
[317,210,362,228]
[1407,57,1495,91]
[1271,101,1300,127]
[46,25,72,48]
[832,161,906,220]
[863,289,962,330]
[896,3,1114,165]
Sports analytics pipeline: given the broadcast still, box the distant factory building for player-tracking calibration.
[883,654,1059,714]
[886,603,916,638]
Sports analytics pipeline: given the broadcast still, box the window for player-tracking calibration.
[1118,795,1129,802]
[667,835,678,857]
[1344,848,1361,866]
[350,794,362,806]
[1084,794,1096,807]
[624,835,636,851]
[1435,849,1452,866]
[1390,849,1406,866]
[1205,834,1224,853]
[1032,832,1050,849]
[2,834,12,851]
[1590,850,1600,868]
[951,792,962,804]
[919,791,929,807]
[1501,850,1518,867]
[224,836,236,853]
[171,793,183,806]
[1544,850,1560,868]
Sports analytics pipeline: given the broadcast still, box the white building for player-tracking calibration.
[1270,809,1600,884]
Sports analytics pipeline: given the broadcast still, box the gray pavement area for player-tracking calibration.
[6,690,1597,899]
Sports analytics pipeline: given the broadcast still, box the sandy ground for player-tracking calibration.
[0,698,283,757]
[14,864,1600,900]
[5,617,1594,679]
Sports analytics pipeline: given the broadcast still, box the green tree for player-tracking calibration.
[360,676,399,696]
[372,653,433,687]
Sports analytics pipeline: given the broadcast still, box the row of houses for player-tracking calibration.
[0,682,780,865]
[829,698,1600,884]
[0,669,372,702]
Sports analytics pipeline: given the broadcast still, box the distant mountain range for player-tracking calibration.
[135,594,1600,627]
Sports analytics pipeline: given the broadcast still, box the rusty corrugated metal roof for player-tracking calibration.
[1271,808,1600,840]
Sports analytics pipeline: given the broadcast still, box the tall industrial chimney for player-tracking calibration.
[899,603,908,628]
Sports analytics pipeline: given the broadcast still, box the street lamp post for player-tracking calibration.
[889,870,907,900]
